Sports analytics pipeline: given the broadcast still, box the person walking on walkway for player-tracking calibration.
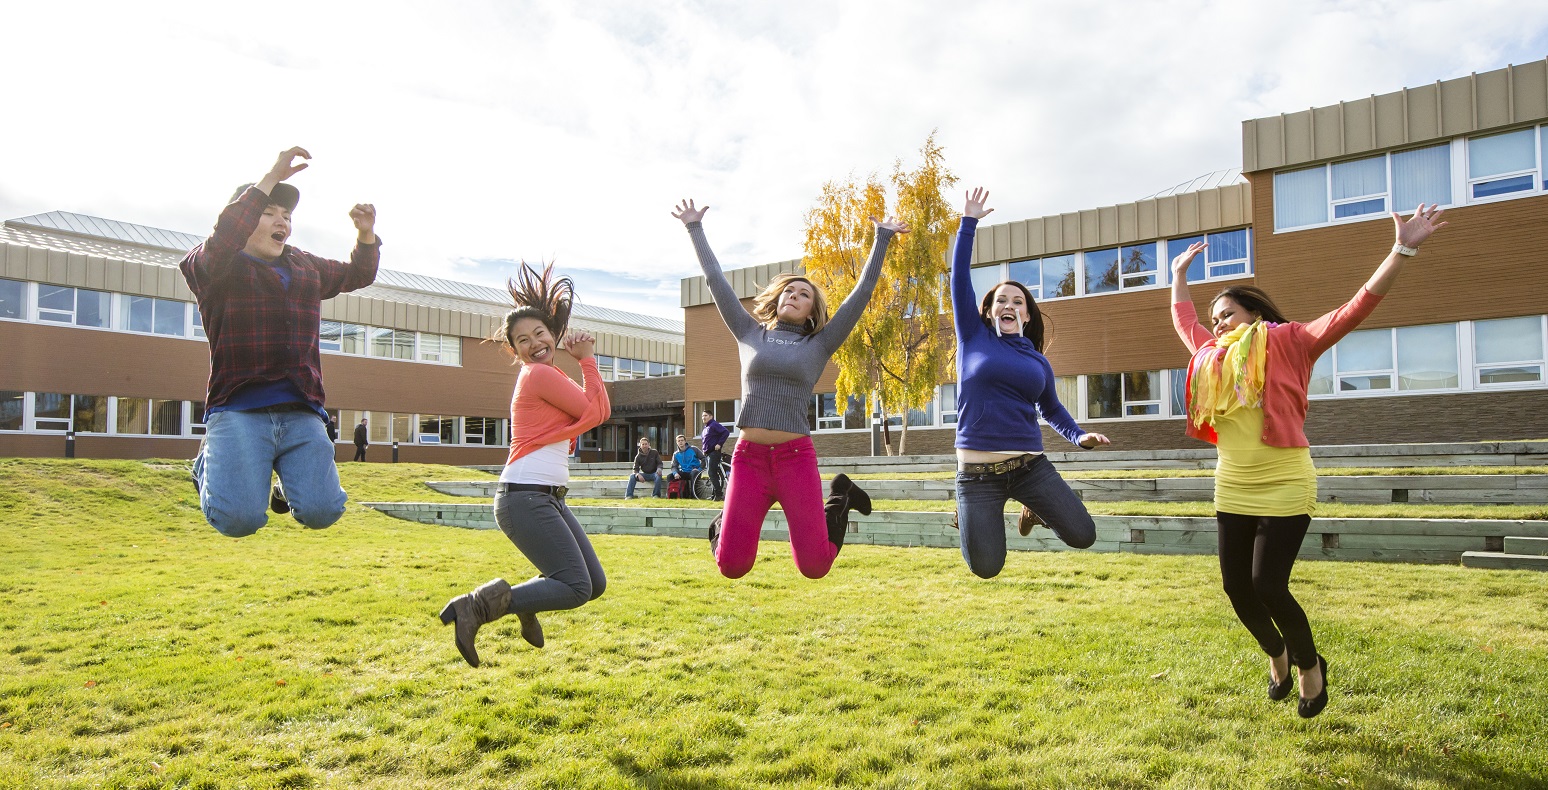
[700,410,730,500]
[673,198,906,579]
[440,263,611,667]
[949,188,1109,578]
[352,418,369,462]
[626,437,664,498]
[181,146,379,538]
[1169,204,1449,718]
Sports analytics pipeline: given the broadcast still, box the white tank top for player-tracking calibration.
[499,440,570,486]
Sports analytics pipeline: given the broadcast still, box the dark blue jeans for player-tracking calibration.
[955,455,1096,578]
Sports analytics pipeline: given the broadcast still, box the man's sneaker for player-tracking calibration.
[270,482,291,515]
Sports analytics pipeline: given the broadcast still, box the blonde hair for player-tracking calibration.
[751,274,829,334]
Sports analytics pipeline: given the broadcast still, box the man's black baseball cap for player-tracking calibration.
[229,182,300,211]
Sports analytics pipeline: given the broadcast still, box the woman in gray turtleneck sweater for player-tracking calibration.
[673,199,908,579]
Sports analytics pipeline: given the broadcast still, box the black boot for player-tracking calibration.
[270,482,291,514]
[831,473,872,515]
[826,474,873,551]
[708,511,723,556]
[439,578,512,667]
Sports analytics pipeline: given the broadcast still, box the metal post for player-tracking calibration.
[65,431,76,459]
[392,441,399,463]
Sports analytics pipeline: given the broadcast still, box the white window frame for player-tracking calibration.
[1465,126,1542,204]
[0,389,25,432]
[36,284,113,329]
[1327,154,1390,222]
[119,294,190,339]
[0,278,28,323]
[1472,315,1547,389]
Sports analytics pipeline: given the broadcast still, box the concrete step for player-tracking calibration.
[1460,551,1548,571]
[427,473,1548,506]
[1502,536,1548,555]
[363,501,1546,565]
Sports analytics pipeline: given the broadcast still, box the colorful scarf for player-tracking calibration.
[1187,321,1268,429]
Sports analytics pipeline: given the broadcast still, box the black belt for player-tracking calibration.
[960,453,1040,475]
[498,483,569,498]
[248,402,313,414]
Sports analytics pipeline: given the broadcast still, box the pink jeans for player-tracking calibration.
[716,435,836,579]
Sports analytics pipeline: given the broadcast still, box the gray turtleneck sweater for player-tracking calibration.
[686,221,895,435]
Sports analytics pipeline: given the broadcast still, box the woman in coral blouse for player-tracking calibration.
[1170,204,1448,718]
[440,263,611,667]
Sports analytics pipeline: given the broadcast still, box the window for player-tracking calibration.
[340,323,366,354]
[33,393,107,433]
[1468,128,1537,199]
[1309,353,1334,396]
[1041,254,1077,298]
[37,285,110,328]
[1274,166,1329,230]
[811,393,843,431]
[464,416,507,446]
[907,401,936,427]
[34,393,71,431]
[842,394,867,429]
[940,383,958,425]
[1395,324,1459,390]
[1474,316,1544,386]
[190,402,207,437]
[1168,368,1188,416]
[1334,328,1393,391]
[1330,155,1387,219]
[1084,248,1120,295]
[648,362,665,377]
[189,305,206,339]
[596,355,615,381]
[625,359,647,379]
[370,328,415,360]
[1168,228,1253,283]
[694,400,738,425]
[1120,243,1158,289]
[320,320,343,352]
[968,264,1001,302]
[0,279,23,320]
[1055,376,1078,413]
[1085,372,1161,418]
[1392,144,1452,210]
[0,391,22,430]
[418,415,460,444]
[113,397,183,436]
[419,333,461,364]
[123,295,187,336]
[1007,259,1042,300]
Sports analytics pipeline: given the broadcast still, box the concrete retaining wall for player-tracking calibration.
[364,502,1548,565]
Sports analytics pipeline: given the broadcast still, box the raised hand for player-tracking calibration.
[869,216,912,234]
[1170,241,1207,276]
[1393,204,1448,249]
[672,199,709,225]
[964,187,994,220]
[563,329,596,360]
[265,147,311,183]
[1077,432,1111,449]
[350,204,377,244]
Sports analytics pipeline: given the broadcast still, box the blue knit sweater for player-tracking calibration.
[951,216,1086,452]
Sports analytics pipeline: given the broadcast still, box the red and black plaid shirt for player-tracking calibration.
[180,187,380,411]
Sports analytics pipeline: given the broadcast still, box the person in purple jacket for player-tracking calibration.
[699,410,730,500]
[951,188,1109,578]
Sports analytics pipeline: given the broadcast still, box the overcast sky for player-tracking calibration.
[3,1,1545,319]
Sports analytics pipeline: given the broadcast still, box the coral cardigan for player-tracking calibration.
[506,357,611,465]
[1172,288,1383,448]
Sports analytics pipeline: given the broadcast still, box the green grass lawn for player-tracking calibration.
[3,458,1547,789]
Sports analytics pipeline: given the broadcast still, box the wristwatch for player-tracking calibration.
[1393,243,1419,257]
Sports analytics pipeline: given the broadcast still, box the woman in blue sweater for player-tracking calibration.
[952,188,1109,578]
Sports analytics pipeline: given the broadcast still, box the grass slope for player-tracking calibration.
[1,459,1546,789]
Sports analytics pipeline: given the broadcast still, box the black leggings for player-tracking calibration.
[1216,512,1318,670]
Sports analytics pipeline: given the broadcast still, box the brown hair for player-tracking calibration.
[1211,285,1289,324]
[751,274,829,334]
[979,281,1047,352]
[488,262,574,354]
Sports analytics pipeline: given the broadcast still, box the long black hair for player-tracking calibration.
[488,262,574,354]
[979,280,1047,352]
[1211,284,1289,324]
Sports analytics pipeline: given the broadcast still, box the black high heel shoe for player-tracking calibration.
[1297,655,1329,718]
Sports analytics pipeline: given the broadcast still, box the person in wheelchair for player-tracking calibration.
[665,434,705,499]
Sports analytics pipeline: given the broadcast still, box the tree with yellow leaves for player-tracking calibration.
[803,133,958,455]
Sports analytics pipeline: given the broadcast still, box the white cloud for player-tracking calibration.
[2,1,1545,319]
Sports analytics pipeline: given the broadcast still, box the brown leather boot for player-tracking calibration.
[1017,506,1045,537]
[439,578,512,667]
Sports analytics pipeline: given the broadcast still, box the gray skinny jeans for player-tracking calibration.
[495,490,607,614]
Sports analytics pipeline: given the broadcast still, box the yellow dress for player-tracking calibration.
[1212,405,1316,516]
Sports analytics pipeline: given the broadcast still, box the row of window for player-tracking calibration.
[967,227,1251,303]
[1274,124,1548,232]
[0,277,466,366]
[0,392,513,447]
[597,355,684,381]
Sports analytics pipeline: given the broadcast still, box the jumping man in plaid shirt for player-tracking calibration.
[181,147,380,537]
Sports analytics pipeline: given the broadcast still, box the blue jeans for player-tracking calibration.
[955,454,1096,578]
[192,409,347,537]
[625,471,663,498]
